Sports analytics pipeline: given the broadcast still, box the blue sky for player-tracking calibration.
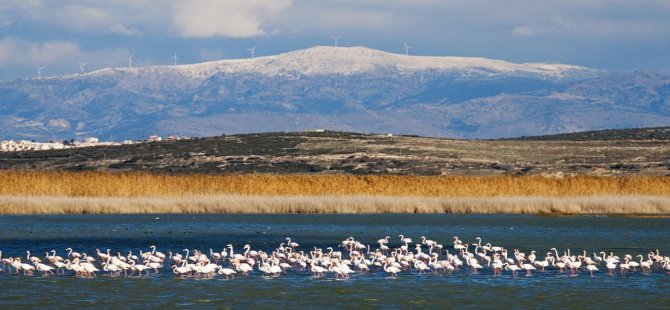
[0,0,669,80]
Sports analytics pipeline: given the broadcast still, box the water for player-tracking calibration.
[1,214,669,308]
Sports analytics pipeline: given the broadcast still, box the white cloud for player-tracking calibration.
[0,15,13,28]
[108,24,143,37]
[0,38,81,66]
[290,7,394,31]
[2,0,668,40]
[512,26,543,37]
[172,0,293,38]
[0,0,294,38]
[0,0,670,77]
[0,37,129,74]
[513,15,666,39]
[0,1,168,36]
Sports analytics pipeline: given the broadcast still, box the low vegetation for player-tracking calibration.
[1,129,669,176]
[0,128,668,215]
[0,172,669,215]
[1,172,669,197]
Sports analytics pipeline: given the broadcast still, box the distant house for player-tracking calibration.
[85,137,99,143]
[148,135,162,142]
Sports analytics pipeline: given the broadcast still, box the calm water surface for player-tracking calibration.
[0,214,669,309]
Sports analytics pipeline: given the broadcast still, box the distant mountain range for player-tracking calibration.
[1,46,669,140]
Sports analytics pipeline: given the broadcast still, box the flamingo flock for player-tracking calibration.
[1,236,669,279]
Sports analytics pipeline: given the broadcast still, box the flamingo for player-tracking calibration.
[383,261,401,278]
[47,250,63,263]
[172,263,191,278]
[26,251,41,263]
[398,235,412,247]
[567,260,582,274]
[145,260,163,273]
[210,249,221,264]
[586,264,599,276]
[102,262,122,276]
[286,238,300,248]
[521,262,536,276]
[1,251,13,272]
[421,236,436,247]
[34,262,54,277]
[504,263,520,276]
[20,259,36,276]
[0,236,667,282]
[66,248,81,259]
[217,267,237,279]
[553,257,566,272]
[80,262,99,277]
[149,245,166,260]
[258,261,281,277]
[606,261,617,274]
[626,255,639,271]
[96,249,110,262]
[236,262,253,275]
[129,261,150,276]
[377,236,390,245]
[53,260,68,274]
[638,255,652,273]
[492,261,504,275]
[619,259,631,275]
[310,262,327,277]
[10,258,22,274]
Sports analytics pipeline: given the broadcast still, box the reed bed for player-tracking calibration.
[0,195,669,215]
[1,172,669,214]
[0,172,669,197]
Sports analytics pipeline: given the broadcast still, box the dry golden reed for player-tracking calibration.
[1,172,669,214]
[1,171,669,198]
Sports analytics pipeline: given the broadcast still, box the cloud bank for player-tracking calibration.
[0,0,668,79]
[173,0,292,38]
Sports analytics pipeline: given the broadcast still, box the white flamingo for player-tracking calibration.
[383,261,401,278]
[217,267,237,279]
[34,262,54,277]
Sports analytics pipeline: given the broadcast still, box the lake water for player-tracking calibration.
[0,214,669,308]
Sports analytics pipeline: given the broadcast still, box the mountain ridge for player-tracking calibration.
[0,46,668,141]
[39,46,592,81]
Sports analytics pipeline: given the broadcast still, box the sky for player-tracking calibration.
[0,0,669,80]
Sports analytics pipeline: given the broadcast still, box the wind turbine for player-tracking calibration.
[331,35,341,47]
[128,55,134,68]
[78,62,87,74]
[36,66,45,79]
[248,47,256,59]
[403,43,412,56]
[171,53,178,66]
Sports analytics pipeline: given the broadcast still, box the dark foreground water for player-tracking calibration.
[0,214,669,309]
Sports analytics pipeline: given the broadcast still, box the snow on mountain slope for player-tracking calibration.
[73,46,591,81]
[2,46,667,141]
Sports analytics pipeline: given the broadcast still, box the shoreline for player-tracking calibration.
[1,195,670,215]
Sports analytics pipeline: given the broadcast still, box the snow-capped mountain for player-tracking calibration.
[76,46,591,79]
[0,46,668,140]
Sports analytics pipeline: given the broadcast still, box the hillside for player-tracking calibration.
[1,128,668,176]
[510,126,670,141]
[1,46,669,141]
